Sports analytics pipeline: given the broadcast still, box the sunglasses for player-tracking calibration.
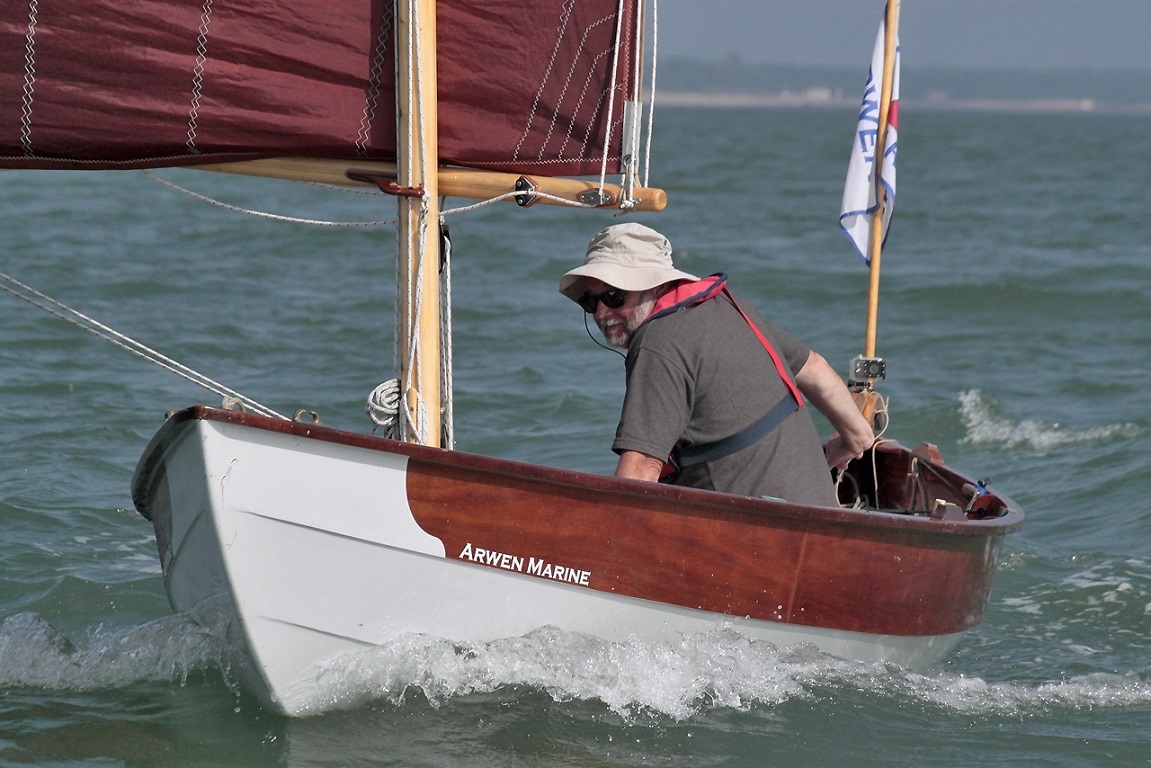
[577,288,628,313]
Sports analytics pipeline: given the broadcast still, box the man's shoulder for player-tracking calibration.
[643,296,740,336]
[637,300,741,356]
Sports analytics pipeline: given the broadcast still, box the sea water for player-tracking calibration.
[2,107,1150,766]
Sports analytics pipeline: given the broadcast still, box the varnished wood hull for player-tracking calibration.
[132,406,1022,715]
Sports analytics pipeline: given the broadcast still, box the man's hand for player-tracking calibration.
[795,351,876,470]
[824,432,873,471]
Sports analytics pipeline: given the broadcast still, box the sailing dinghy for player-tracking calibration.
[1,0,1022,715]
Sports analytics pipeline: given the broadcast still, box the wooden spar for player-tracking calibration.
[863,0,899,359]
[396,0,441,446]
[193,158,668,212]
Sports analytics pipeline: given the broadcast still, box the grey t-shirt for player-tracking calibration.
[612,295,837,506]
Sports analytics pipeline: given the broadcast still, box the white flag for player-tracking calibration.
[839,10,900,263]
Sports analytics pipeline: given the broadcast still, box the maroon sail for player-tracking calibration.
[0,0,639,176]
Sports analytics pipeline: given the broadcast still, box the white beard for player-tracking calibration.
[599,293,657,349]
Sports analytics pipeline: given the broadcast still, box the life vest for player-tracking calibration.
[638,273,805,481]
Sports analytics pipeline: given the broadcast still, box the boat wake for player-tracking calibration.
[958,389,1139,452]
[306,625,812,719]
[4,611,1149,720]
[305,626,1151,720]
[0,611,225,691]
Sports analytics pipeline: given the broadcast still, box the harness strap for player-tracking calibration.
[642,275,809,480]
[721,288,804,407]
[642,274,804,408]
[674,394,799,468]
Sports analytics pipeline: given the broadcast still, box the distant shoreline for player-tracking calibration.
[657,59,1151,116]
[657,90,1151,116]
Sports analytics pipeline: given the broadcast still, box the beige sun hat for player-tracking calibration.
[558,223,698,301]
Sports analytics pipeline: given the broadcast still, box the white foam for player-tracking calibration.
[5,612,1149,720]
[308,626,814,719]
[303,625,1151,720]
[0,611,224,690]
[958,389,1139,452]
[898,669,1151,714]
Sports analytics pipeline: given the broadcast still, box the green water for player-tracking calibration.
[2,107,1150,766]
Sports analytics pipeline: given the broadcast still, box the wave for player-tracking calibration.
[4,611,1149,721]
[0,611,224,690]
[305,625,1151,720]
[957,389,1140,452]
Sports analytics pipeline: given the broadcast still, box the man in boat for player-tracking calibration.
[559,222,875,506]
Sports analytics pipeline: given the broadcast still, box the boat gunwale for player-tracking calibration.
[133,405,1023,538]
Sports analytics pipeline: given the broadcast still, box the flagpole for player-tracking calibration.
[864,0,899,359]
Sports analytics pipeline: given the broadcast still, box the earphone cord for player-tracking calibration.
[584,314,626,359]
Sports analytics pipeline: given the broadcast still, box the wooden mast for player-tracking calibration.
[863,0,899,359]
[396,0,441,446]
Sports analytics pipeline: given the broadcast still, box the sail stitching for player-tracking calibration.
[513,0,574,166]
[542,15,612,163]
[20,0,38,156]
[514,6,626,171]
[564,39,613,162]
[357,6,392,157]
[187,0,214,154]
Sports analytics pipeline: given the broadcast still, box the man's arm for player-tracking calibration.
[794,350,876,469]
[615,450,664,482]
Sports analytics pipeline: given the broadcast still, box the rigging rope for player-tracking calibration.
[440,217,455,449]
[366,379,401,436]
[142,171,398,228]
[832,392,890,509]
[405,195,431,445]
[598,0,626,191]
[440,189,596,216]
[643,0,659,189]
[144,167,610,244]
[0,271,288,420]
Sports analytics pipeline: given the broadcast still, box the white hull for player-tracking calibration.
[132,410,1019,715]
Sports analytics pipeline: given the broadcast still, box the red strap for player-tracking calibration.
[722,288,805,407]
[640,275,805,408]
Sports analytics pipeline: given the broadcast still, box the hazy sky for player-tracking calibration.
[656,0,1151,71]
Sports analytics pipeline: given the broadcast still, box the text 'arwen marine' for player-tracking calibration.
[457,543,591,586]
